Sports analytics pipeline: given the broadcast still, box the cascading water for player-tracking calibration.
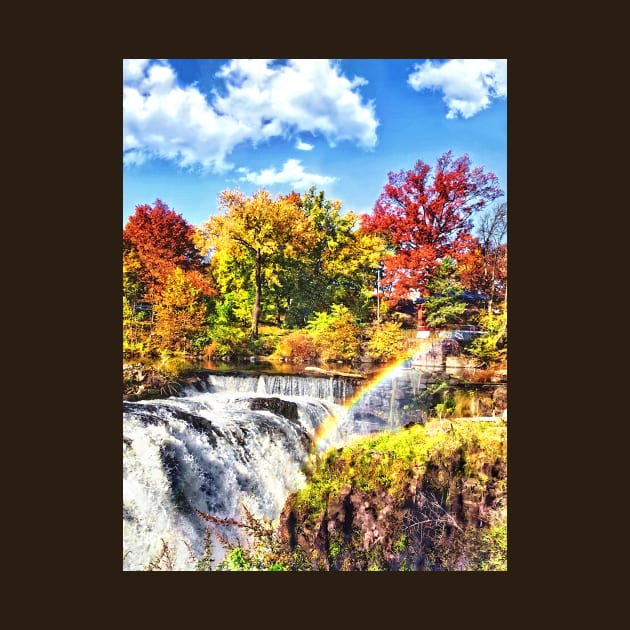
[122,369,431,571]
[123,373,360,571]
[203,372,354,402]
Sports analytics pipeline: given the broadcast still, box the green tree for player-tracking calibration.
[465,309,507,367]
[207,248,255,327]
[423,257,468,328]
[283,187,388,326]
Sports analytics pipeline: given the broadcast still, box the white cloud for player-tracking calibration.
[214,59,378,148]
[123,59,150,83]
[238,159,337,190]
[123,60,249,172]
[296,139,314,151]
[123,59,378,171]
[408,59,507,119]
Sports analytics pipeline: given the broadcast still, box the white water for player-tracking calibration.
[122,375,357,571]
[202,372,355,402]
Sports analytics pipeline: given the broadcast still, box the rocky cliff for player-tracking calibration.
[276,419,507,571]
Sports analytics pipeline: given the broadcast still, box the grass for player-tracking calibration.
[296,419,507,518]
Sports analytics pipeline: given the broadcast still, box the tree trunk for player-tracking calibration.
[251,251,262,339]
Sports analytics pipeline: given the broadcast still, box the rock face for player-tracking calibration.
[248,397,299,421]
[276,424,507,571]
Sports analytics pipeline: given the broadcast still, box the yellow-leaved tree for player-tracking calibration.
[196,189,315,338]
[154,267,208,352]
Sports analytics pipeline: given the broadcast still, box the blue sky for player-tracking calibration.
[123,59,507,230]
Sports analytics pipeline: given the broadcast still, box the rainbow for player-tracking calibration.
[311,349,418,453]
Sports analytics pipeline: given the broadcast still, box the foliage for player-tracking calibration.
[287,419,507,570]
[144,539,175,571]
[470,202,507,310]
[409,379,454,421]
[123,199,206,299]
[123,249,153,356]
[434,393,455,420]
[297,424,438,511]
[122,248,146,305]
[195,189,315,338]
[218,547,252,571]
[422,256,468,328]
[364,320,407,363]
[476,514,507,571]
[195,529,214,571]
[306,304,362,362]
[361,151,503,305]
[122,200,215,357]
[272,330,319,362]
[194,506,293,571]
[465,309,507,368]
[204,247,254,327]
[204,323,250,358]
[282,187,389,326]
[157,355,195,379]
[153,267,209,352]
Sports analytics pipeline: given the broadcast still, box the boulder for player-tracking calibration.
[248,397,299,421]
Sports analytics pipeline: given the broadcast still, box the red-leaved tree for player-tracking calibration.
[361,151,503,305]
[123,199,207,300]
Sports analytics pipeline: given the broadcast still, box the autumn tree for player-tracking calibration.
[123,199,206,300]
[153,267,208,352]
[364,320,407,363]
[196,189,315,338]
[361,152,503,306]
[281,187,388,326]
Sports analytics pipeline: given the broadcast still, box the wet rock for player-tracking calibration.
[248,397,299,421]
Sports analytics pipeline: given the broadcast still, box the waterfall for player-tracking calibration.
[202,372,354,402]
[123,385,348,571]
[122,369,432,571]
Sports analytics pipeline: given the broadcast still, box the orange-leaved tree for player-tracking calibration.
[123,199,206,301]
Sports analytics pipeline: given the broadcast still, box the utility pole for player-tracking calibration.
[376,267,381,324]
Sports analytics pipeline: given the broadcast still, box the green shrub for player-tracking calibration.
[364,320,407,363]
[206,324,249,358]
[158,356,194,378]
[306,304,362,362]
[465,310,507,368]
[217,547,253,571]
